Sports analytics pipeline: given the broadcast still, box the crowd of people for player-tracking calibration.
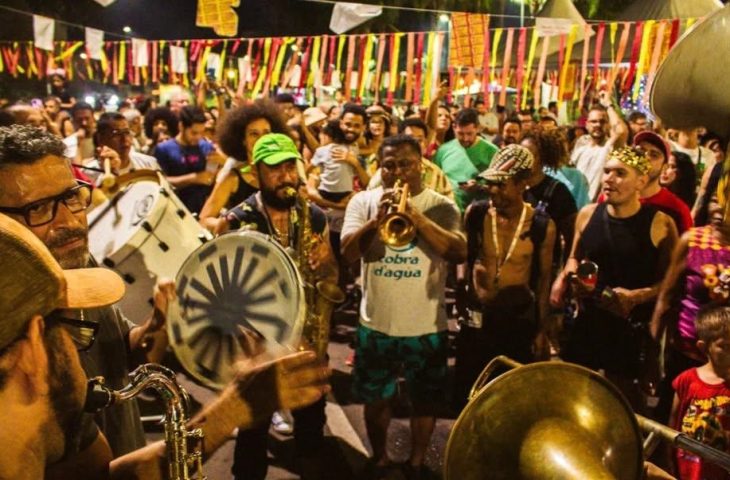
[0,70,729,480]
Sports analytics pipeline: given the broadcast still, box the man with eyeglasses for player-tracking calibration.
[0,212,333,479]
[82,112,160,185]
[0,125,172,471]
[571,93,629,202]
[0,212,126,479]
[341,135,466,478]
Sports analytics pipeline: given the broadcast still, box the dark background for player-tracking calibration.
[0,0,664,41]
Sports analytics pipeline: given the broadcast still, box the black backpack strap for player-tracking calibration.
[528,205,550,292]
[465,200,490,267]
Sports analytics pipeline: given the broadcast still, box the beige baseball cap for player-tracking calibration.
[0,214,125,349]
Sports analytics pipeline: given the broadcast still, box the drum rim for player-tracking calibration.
[168,230,307,390]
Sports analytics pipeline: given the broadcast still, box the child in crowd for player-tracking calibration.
[670,306,730,480]
[310,120,358,204]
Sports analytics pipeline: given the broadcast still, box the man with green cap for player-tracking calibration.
[220,132,339,480]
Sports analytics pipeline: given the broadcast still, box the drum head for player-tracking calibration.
[168,231,306,390]
[88,176,165,261]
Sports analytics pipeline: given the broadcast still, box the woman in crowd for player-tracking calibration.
[361,105,391,173]
[198,100,288,231]
[521,127,578,266]
[661,150,697,210]
[143,106,179,154]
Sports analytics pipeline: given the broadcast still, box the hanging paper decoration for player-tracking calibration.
[170,45,188,74]
[632,20,654,100]
[85,28,104,61]
[0,15,703,108]
[196,0,240,37]
[449,13,490,68]
[132,38,149,67]
[33,15,54,52]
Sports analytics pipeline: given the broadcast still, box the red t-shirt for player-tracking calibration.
[672,368,730,480]
[597,187,693,233]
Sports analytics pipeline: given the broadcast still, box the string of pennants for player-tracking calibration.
[448,13,700,110]
[0,14,701,108]
[0,32,447,107]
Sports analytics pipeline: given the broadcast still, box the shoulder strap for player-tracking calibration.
[465,200,490,266]
[528,205,550,292]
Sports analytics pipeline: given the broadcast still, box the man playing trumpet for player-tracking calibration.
[341,134,466,478]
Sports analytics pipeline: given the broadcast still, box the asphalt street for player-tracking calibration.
[143,291,461,479]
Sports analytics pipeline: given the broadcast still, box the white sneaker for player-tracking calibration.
[272,410,294,435]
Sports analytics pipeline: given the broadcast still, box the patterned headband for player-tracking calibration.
[609,146,651,175]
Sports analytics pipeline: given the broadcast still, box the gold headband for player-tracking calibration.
[609,146,651,175]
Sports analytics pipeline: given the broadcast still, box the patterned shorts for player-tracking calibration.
[352,324,448,404]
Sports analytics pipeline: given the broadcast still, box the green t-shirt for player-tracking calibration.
[434,137,498,211]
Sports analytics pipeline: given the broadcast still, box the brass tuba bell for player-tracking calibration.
[444,357,730,480]
[651,4,730,136]
[379,180,416,248]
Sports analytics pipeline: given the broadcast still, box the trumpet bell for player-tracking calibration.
[444,361,644,480]
[651,4,730,136]
[379,212,417,247]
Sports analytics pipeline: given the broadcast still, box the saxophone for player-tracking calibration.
[85,364,206,480]
[285,187,345,359]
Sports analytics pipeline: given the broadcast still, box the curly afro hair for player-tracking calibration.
[0,125,66,167]
[143,107,179,139]
[521,126,569,171]
[217,99,289,162]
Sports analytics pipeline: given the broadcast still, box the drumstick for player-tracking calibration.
[101,157,116,189]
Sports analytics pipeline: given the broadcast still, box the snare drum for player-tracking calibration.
[88,170,211,324]
[167,231,306,390]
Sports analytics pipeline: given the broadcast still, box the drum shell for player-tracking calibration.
[88,171,210,324]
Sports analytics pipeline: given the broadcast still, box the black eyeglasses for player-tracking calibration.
[0,181,92,227]
[46,313,99,352]
[109,129,133,138]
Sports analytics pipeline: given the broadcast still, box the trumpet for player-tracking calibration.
[379,179,416,248]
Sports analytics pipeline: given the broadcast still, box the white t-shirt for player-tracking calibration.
[84,151,160,184]
[571,141,612,202]
[478,112,499,141]
[669,141,715,171]
[341,187,463,337]
[311,143,357,193]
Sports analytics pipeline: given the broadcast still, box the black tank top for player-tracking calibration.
[577,202,660,291]
[227,168,258,209]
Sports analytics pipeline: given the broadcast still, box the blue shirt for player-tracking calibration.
[154,138,214,214]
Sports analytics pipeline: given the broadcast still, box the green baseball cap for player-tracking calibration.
[252,133,302,166]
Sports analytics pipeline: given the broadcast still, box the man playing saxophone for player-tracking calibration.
[0,212,331,480]
[217,133,339,480]
[341,134,466,479]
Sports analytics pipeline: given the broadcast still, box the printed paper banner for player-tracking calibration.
[33,15,54,52]
[535,17,574,37]
[196,0,240,37]
[85,28,104,60]
[170,45,188,73]
[132,38,149,67]
[449,13,489,68]
[237,55,251,82]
